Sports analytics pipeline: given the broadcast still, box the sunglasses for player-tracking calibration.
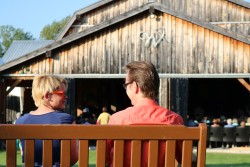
[123,81,133,90]
[51,90,66,96]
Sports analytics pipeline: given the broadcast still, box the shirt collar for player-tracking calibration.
[134,98,158,106]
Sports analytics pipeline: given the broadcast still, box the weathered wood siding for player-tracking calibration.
[66,0,250,38]
[212,22,250,37]
[12,11,249,75]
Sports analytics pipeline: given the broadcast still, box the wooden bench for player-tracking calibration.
[0,123,207,167]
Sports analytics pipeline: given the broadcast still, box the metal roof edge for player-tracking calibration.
[56,0,114,40]
[227,0,250,8]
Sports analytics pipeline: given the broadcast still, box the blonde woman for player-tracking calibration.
[16,75,78,166]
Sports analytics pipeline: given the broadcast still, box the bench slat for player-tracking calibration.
[148,140,159,167]
[6,140,16,167]
[0,125,201,139]
[61,140,71,166]
[96,140,106,167]
[182,140,193,167]
[131,140,141,166]
[43,140,53,166]
[197,124,207,167]
[78,140,89,167]
[25,140,35,167]
[165,140,176,167]
[113,140,124,166]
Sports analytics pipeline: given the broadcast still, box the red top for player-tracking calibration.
[106,98,183,167]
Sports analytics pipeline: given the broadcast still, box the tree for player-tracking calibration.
[0,25,34,57]
[40,16,70,40]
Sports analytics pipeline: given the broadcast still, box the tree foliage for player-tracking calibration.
[0,25,34,57]
[40,16,70,40]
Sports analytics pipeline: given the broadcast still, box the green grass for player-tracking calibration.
[206,153,250,167]
[1,150,250,166]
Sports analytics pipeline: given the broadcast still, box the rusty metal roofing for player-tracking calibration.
[1,40,54,65]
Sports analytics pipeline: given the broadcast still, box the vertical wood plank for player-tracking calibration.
[171,16,176,72]
[237,41,244,73]
[197,26,205,73]
[43,140,52,166]
[204,29,210,73]
[175,17,182,73]
[148,140,159,167]
[213,32,218,73]
[243,43,250,73]
[181,140,193,167]
[79,43,84,73]
[233,40,238,72]
[131,140,141,167]
[6,140,16,167]
[25,140,35,167]
[197,124,207,167]
[72,45,79,73]
[60,140,71,167]
[165,140,176,167]
[182,20,188,74]
[78,140,89,167]
[218,34,224,73]
[192,24,198,73]
[113,140,124,167]
[96,140,106,167]
[187,22,193,73]
[223,36,230,73]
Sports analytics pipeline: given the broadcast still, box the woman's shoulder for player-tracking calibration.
[53,111,74,123]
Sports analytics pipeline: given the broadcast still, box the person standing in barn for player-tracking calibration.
[96,106,111,125]
[106,61,183,167]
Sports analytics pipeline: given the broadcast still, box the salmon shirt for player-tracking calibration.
[106,98,184,167]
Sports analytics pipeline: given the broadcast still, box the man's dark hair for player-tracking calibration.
[126,61,159,99]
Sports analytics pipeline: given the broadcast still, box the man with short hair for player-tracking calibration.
[106,61,183,167]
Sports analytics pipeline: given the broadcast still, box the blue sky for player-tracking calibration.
[0,0,98,39]
[0,0,249,39]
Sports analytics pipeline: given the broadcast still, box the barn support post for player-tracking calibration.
[159,78,169,108]
[0,78,6,123]
[66,78,76,117]
[170,78,189,122]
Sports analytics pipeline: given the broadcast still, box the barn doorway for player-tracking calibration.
[188,78,250,123]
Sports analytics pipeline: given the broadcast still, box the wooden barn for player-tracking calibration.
[0,0,249,124]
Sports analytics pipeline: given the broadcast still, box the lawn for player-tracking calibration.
[1,150,250,166]
[206,153,250,167]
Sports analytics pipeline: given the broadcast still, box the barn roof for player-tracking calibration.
[0,40,54,65]
[0,2,249,72]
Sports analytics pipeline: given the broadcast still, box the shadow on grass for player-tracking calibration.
[206,163,250,167]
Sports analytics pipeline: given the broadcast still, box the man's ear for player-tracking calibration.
[135,82,139,94]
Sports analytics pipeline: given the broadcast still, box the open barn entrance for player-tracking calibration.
[187,78,250,123]
[12,77,250,125]
[75,78,131,123]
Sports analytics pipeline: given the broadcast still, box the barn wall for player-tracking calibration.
[67,0,250,37]
[12,12,250,75]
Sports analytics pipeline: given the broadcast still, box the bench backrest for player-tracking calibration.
[0,123,207,167]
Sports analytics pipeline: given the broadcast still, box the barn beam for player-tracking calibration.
[237,79,250,92]
[6,79,22,96]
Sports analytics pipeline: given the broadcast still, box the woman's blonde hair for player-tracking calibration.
[32,75,67,107]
